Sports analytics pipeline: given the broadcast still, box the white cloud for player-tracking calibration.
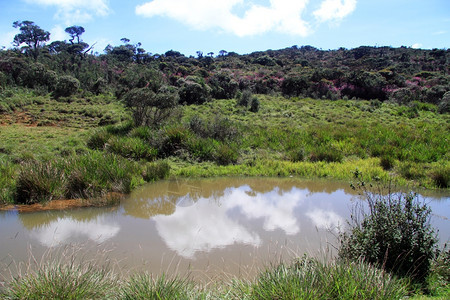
[25,0,110,25]
[136,0,311,37]
[432,30,446,36]
[411,43,422,49]
[0,30,18,49]
[50,25,67,42]
[313,0,357,22]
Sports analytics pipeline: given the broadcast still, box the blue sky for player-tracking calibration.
[0,0,448,56]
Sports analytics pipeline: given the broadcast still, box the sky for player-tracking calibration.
[0,0,449,57]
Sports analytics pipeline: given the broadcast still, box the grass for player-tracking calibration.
[231,257,409,299]
[6,253,442,299]
[0,93,448,206]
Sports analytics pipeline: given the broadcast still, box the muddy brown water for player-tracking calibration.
[1,178,449,282]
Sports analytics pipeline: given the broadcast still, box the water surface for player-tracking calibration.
[1,178,448,281]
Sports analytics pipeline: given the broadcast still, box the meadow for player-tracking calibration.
[1,88,448,205]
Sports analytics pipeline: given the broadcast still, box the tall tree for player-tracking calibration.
[65,26,85,44]
[13,20,50,61]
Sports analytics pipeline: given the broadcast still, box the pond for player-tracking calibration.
[1,178,449,281]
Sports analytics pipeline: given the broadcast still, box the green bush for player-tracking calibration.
[238,89,252,107]
[0,157,17,204]
[249,96,260,112]
[53,75,80,98]
[340,175,438,283]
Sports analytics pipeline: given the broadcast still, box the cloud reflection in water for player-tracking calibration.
[30,216,120,247]
[154,185,305,258]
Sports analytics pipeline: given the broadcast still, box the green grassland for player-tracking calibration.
[0,89,449,204]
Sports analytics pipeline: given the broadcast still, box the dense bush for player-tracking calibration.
[208,72,238,99]
[53,75,80,98]
[340,173,438,283]
[177,77,211,105]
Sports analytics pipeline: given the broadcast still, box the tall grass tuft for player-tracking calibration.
[143,160,170,182]
[232,257,408,299]
[430,164,449,188]
[0,157,17,204]
[0,248,118,299]
[64,151,140,198]
[15,160,65,204]
[119,273,195,299]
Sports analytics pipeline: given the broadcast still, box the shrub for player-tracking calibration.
[187,137,216,161]
[438,91,450,114]
[249,96,260,112]
[188,115,208,138]
[0,158,16,204]
[238,89,252,107]
[209,115,239,142]
[209,72,238,99]
[156,125,191,157]
[123,86,179,127]
[53,75,80,98]
[288,148,305,162]
[340,174,438,283]
[178,78,211,105]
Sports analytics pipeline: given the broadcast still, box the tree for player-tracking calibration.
[124,86,179,127]
[13,21,50,61]
[65,26,85,44]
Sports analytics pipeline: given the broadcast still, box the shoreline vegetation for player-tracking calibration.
[0,24,449,296]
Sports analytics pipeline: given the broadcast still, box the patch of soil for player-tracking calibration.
[0,110,37,126]
[0,193,124,213]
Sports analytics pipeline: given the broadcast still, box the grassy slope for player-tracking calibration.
[0,91,449,205]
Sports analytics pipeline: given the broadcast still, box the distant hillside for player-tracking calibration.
[1,42,449,112]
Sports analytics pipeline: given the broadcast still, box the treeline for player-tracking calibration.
[0,21,449,113]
